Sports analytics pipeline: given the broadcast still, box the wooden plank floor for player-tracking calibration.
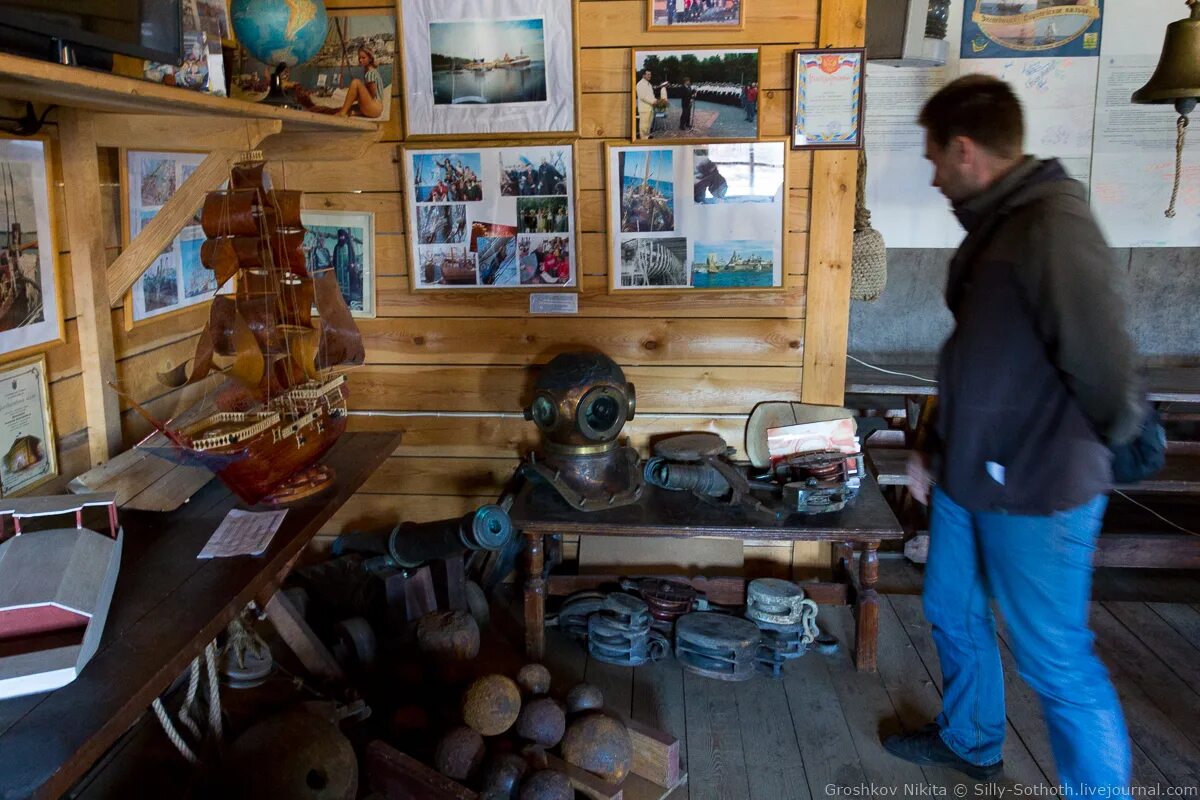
[543,561,1200,799]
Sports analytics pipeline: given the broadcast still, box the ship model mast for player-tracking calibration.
[136,152,364,505]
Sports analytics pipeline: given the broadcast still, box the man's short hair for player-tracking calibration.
[918,74,1024,159]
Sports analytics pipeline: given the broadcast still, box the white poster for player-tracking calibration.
[864,63,962,248]
[607,142,785,290]
[960,56,1099,185]
[1090,0,1200,247]
[401,0,576,136]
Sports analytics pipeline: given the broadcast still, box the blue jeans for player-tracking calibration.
[923,487,1131,792]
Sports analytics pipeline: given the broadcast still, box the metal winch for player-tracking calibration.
[772,452,865,515]
[674,612,760,681]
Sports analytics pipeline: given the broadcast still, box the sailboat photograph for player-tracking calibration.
[619,149,676,233]
[131,153,365,506]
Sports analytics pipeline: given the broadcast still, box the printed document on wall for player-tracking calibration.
[960,56,1098,186]
[1090,0,1200,246]
[864,63,962,248]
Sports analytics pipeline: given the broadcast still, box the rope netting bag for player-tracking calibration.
[851,140,887,302]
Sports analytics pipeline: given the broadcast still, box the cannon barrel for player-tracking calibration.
[332,504,513,569]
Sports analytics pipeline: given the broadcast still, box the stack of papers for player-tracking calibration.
[197,509,288,559]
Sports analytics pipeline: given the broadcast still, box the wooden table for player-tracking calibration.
[508,474,903,672]
[846,361,1200,403]
[0,432,401,800]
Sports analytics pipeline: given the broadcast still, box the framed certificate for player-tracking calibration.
[0,354,57,496]
[790,49,865,150]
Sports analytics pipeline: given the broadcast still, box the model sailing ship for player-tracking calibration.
[136,154,365,505]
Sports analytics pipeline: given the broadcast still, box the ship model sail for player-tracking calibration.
[137,155,365,505]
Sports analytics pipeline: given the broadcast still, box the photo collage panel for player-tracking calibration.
[127,151,233,324]
[407,145,576,289]
[608,142,786,291]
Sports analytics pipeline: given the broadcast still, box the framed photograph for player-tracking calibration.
[791,49,865,150]
[0,134,64,361]
[121,150,233,328]
[400,0,578,137]
[647,0,745,30]
[632,47,760,142]
[606,140,786,292]
[231,9,396,121]
[404,144,577,289]
[0,354,57,496]
[301,210,376,318]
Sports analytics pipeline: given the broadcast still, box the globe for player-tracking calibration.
[231,0,329,68]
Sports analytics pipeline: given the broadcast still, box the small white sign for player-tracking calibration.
[530,293,579,315]
[198,509,288,559]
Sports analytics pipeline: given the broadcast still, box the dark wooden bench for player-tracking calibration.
[867,446,1200,570]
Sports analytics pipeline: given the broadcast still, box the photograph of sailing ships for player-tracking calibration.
[412,153,485,203]
[180,237,216,299]
[619,150,675,233]
[620,236,688,288]
[140,256,178,314]
[429,17,547,106]
[417,204,468,244]
[691,241,774,288]
[0,161,46,337]
[419,245,478,286]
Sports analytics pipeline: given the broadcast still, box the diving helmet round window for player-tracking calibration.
[578,386,628,441]
[531,394,558,431]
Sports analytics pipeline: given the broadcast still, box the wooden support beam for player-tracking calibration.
[105,148,238,305]
[801,0,867,406]
[88,114,281,151]
[58,108,121,465]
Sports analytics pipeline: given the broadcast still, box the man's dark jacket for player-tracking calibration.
[932,157,1141,514]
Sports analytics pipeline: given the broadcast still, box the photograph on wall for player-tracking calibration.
[632,48,760,141]
[412,152,485,202]
[607,141,786,291]
[619,149,675,233]
[963,0,1103,58]
[518,234,572,285]
[791,49,864,149]
[648,0,744,30]
[0,137,62,359]
[401,0,576,136]
[145,0,227,96]
[124,150,232,326]
[232,10,396,121]
[0,354,57,496]
[430,18,547,105]
[302,211,376,318]
[694,143,785,203]
[405,144,577,289]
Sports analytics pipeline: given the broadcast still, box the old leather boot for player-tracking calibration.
[882,724,1004,781]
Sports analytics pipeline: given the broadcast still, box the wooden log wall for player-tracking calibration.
[33,0,863,578]
[16,111,225,493]
[290,0,831,576]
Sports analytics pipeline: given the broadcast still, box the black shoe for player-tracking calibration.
[882,724,1003,780]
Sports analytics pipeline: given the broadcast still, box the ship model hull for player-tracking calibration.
[139,158,365,506]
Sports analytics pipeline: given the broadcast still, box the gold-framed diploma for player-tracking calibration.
[0,353,56,496]
[791,48,865,150]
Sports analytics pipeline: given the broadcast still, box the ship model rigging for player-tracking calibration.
[134,153,365,505]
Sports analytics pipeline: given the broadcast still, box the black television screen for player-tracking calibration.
[0,1,181,65]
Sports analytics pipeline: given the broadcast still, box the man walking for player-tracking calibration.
[744,82,758,122]
[883,74,1140,792]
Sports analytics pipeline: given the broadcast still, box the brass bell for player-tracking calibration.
[1133,0,1200,112]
